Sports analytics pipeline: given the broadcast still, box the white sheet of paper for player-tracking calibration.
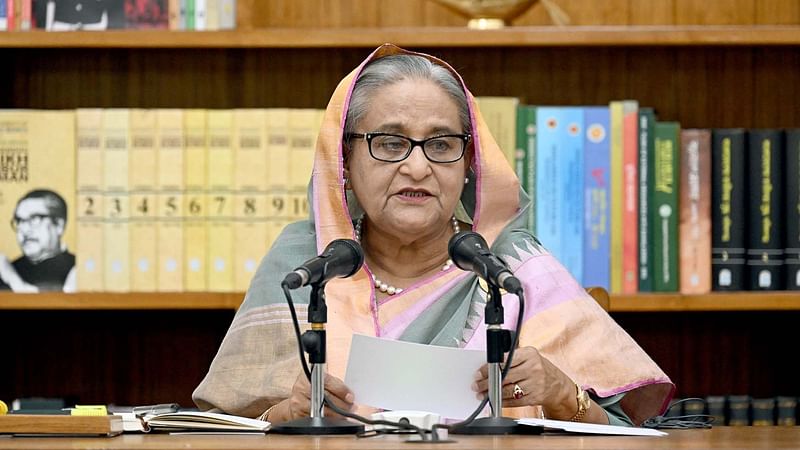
[518,418,667,436]
[345,334,486,419]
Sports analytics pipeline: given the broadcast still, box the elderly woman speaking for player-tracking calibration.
[193,44,673,427]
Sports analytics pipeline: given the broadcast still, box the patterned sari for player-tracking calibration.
[193,44,674,426]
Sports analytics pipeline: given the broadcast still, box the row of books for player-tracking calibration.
[669,396,799,427]
[0,0,235,31]
[476,97,800,294]
[2,103,797,294]
[0,108,323,293]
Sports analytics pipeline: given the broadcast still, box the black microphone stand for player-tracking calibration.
[271,282,365,435]
[450,281,523,435]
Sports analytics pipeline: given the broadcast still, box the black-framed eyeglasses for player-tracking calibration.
[347,132,470,163]
[11,214,51,231]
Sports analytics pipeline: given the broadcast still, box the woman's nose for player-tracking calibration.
[400,144,432,177]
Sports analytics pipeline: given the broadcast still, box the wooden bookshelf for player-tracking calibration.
[0,292,243,310]
[610,292,800,312]
[1,25,799,49]
[1,291,799,312]
[3,0,800,407]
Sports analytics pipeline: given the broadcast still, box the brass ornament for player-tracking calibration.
[430,0,570,29]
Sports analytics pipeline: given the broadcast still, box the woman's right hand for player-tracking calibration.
[270,372,355,423]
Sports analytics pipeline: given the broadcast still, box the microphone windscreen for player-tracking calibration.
[447,231,487,272]
[327,238,365,277]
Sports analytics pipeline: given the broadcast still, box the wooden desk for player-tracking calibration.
[1,427,798,449]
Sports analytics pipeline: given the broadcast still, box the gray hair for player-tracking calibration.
[344,54,471,138]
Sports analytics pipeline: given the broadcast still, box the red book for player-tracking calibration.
[621,101,639,293]
[7,0,15,31]
[679,129,712,294]
[21,0,30,29]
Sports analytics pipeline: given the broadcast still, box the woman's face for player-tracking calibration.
[346,78,469,242]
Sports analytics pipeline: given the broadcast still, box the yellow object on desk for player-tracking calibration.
[70,405,108,416]
[0,400,8,415]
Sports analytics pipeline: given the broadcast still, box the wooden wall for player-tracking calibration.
[237,0,800,28]
[5,46,798,130]
[0,311,232,407]
[3,309,798,406]
[615,311,800,398]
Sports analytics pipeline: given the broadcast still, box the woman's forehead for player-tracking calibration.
[359,80,461,132]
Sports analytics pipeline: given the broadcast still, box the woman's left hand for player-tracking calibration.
[471,346,575,418]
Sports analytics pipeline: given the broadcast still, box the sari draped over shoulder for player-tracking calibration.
[192,44,674,426]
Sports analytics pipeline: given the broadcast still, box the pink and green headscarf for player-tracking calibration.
[193,44,673,425]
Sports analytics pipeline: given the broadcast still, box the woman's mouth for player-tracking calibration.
[396,189,432,201]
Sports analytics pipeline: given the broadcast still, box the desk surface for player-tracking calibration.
[1,427,799,450]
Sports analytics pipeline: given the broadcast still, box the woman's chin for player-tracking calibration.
[385,218,451,241]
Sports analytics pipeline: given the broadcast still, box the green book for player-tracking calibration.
[186,0,195,29]
[651,121,680,292]
[516,105,537,234]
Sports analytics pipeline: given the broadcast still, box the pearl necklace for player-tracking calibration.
[354,216,460,295]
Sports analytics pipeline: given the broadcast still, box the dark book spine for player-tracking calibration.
[777,396,797,426]
[706,396,727,426]
[711,129,747,290]
[727,395,751,426]
[665,398,684,418]
[683,398,705,417]
[747,130,785,290]
[638,108,655,292]
[652,122,680,292]
[11,397,65,411]
[785,129,800,290]
[751,397,776,426]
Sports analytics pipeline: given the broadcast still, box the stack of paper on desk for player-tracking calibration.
[518,418,667,436]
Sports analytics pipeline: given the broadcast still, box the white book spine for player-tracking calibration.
[219,0,235,30]
[194,0,206,30]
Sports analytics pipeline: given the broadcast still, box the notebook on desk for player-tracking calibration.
[143,411,270,433]
[111,410,270,434]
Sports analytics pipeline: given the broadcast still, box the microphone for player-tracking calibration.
[448,231,522,294]
[282,239,365,289]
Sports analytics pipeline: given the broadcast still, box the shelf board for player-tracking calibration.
[0,292,243,310]
[1,25,800,48]
[609,292,800,312]
[1,291,799,311]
